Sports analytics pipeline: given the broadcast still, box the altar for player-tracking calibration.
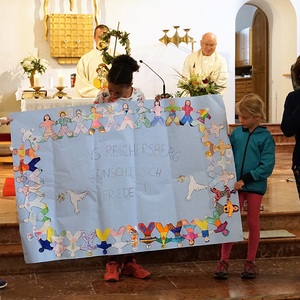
[15,88,94,112]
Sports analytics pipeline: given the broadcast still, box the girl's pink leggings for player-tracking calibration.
[221,191,263,262]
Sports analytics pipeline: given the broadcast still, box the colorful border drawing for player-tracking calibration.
[10,94,243,264]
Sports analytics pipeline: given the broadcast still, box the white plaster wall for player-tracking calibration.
[0,0,298,133]
[291,0,300,53]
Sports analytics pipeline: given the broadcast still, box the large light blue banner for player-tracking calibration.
[10,95,243,264]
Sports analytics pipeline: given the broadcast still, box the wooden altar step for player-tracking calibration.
[0,211,299,275]
[0,141,12,158]
[0,156,12,163]
[0,134,12,163]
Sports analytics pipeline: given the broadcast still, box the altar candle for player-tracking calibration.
[57,73,64,87]
[34,73,40,87]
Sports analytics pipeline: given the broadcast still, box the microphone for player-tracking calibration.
[139,60,166,96]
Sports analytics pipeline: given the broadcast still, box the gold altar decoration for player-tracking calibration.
[52,86,72,99]
[32,86,43,99]
[49,14,94,64]
[22,89,47,100]
[43,0,99,40]
[29,75,35,88]
[159,26,195,52]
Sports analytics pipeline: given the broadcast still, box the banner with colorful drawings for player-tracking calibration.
[9,94,243,264]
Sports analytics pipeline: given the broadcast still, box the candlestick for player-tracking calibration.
[52,86,71,99]
[33,86,42,99]
[34,73,40,87]
[57,73,64,87]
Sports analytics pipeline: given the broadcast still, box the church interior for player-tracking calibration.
[1,0,300,299]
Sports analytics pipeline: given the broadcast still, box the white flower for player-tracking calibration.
[40,59,49,68]
[22,60,33,70]
[175,71,224,97]
[20,55,48,78]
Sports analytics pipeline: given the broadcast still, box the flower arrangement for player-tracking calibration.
[99,29,131,65]
[20,55,49,78]
[176,71,224,97]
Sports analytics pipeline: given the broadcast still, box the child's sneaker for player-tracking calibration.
[214,260,229,279]
[0,279,7,289]
[104,261,120,282]
[121,259,150,279]
[241,260,258,279]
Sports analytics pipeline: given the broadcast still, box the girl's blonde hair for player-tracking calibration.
[236,93,266,121]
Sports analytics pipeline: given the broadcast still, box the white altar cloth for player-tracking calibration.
[15,88,90,112]
[19,98,94,112]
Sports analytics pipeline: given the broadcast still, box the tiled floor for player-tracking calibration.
[0,152,300,299]
[0,258,300,299]
[262,152,300,213]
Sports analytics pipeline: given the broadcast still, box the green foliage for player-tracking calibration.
[100,30,131,65]
[176,71,224,97]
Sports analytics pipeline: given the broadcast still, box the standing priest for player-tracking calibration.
[74,24,113,98]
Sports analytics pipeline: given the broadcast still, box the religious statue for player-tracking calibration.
[93,63,109,91]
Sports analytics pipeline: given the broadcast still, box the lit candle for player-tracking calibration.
[33,73,40,87]
[57,73,64,87]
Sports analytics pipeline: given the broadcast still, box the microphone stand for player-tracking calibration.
[139,60,170,99]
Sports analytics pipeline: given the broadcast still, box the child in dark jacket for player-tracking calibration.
[281,55,300,198]
[214,93,275,280]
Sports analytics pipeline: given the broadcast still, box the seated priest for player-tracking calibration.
[73,24,113,98]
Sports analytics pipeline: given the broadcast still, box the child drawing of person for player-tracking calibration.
[164,98,181,126]
[71,109,89,136]
[86,106,106,134]
[180,99,195,126]
[55,111,73,139]
[191,108,211,131]
[39,114,58,141]
[13,157,41,174]
[150,99,165,127]
[12,144,38,159]
[118,103,135,130]
[103,104,120,132]
[135,101,151,128]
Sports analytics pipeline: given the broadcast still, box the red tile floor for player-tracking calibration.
[0,152,300,299]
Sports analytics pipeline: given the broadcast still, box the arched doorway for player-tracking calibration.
[235,5,269,121]
[252,8,269,120]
